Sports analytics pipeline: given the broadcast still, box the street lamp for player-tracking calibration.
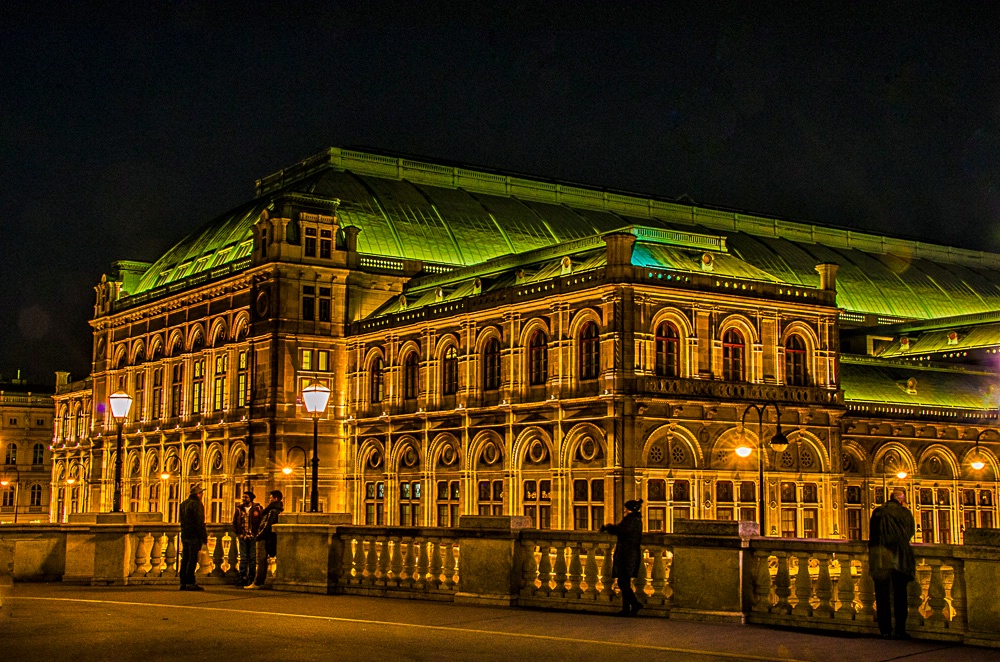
[879,449,908,497]
[301,383,331,513]
[971,429,998,526]
[736,402,789,536]
[1,467,19,524]
[282,446,308,512]
[108,391,133,513]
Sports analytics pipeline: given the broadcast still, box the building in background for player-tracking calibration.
[48,147,1000,539]
[0,372,53,524]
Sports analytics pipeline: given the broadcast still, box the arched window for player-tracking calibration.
[29,484,42,507]
[579,322,600,380]
[785,334,808,386]
[528,331,548,386]
[442,346,458,395]
[403,352,419,400]
[722,329,745,381]
[483,338,501,391]
[655,322,680,377]
[32,443,44,465]
[370,357,384,403]
[4,443,16,465]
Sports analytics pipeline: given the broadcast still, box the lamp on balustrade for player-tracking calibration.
[108,391,133,513]
[735,402,789,536]
[282,446,309,512]
[301,383,331,513]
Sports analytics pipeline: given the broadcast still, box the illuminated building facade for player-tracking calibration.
[1,374,53,523]
[50,148,1000,540]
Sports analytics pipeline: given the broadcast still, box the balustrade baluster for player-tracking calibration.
[948,562,966,630]
[599,544,615,601]
[536,544,553,597]
[792,554,812,616]
[197,535,214,577]
[428,539,443,590]
[566,543,583,599]
[163,534,178,577]
[413,538,428,589]
[906,564,926,633]
[857,556,875,618]
[633,550,648,606]
[149,532,164,577]
[582,542,598,600]
[225,532,239,579]
[444,542,459,590]
[364,538,378,586]
[401,537,416,588]
[519,540,539,598]
[834,553,856,620]
[210,532,227,577]
[388,538,403,587]
[648,547,667,607]
[131,532,149,578]
[752,552,773,613]
[342,537,359,586]
[774,553,792,613]
[925,560,947,628]
[552,542,568,597]
[376,540,390,586]
[814,553,833,618]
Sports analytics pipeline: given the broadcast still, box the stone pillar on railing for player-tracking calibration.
[857,554,875,619]
[667,520,757,623]
[774,553,792,614]
[163,533,178,578]
[270,513,352,594]
[454,515,531,606]
[752,552,773,613]
[834,553,856,620]
[925,559,948,629]
[599,543,615,602]
[64,512,164,585]
[536,544,552,597]
[961,528,1000,646]
[148,532,164,577]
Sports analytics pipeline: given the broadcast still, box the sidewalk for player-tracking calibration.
[3,583,996,661]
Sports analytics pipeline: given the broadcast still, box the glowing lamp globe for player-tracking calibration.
[972,459,986,471]
[769,430,789,453]
[0,479,9,487]
[109,392,134,419]
[302,383,331,415]
[160,472,170,480]
[896,470,908,480]
[735,445,753,458]
[282,466,293,475]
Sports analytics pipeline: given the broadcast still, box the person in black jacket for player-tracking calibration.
[246,490,283,590]
[178,484,208,591]
[868,488,916,639]
[601,499,644,616]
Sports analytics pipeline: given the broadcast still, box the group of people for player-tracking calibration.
[178,485,284,591]
[176,479,916,640]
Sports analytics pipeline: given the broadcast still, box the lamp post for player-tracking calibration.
[879,449,908,497]
[282,446,309,512]
[1,466,19,524]
[971,429,998,527]
[301,383,331,513]
[735,402,789,536]
[108,391,133,513]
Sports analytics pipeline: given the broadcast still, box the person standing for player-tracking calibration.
[179,484,208,591]
[245,490,283,590]
[868,487,916,639]
[600,499,644,616]
[232,490,263,587]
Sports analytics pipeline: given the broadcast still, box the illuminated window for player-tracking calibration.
[191,359,205,414]
[522,479,551,529]
[302,350,313,371]
[317,350,329,372]
[655,322,680,377]
[483,338,501,391]
[151,368,163,420]
[579,321,600,380]
[364,481,384,525]
[237,350,250,407]
[399,480,421,526]
[572,478,604,531]
[370,358,384,403]
[442,346,458,395]
[436,480,460,527]
[785,335,808,386]
[404,352,419,400]
[302,286,315,320]
[170,363,184,417]
[477,479,504,515]
[213,354,228,411]
[722,329,745,381]
[528,330,548,386]
[134,371,146,421]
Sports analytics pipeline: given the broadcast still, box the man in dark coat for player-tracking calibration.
[178,484,208,591]
[868,488,916,638]
[600,498,644,616]
[232,490,263,586]
[246,490,283,590]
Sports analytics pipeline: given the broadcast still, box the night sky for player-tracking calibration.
[3,3,999,385]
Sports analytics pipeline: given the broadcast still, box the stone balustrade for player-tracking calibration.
[2,517,998,647]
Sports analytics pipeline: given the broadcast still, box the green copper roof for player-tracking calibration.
[841,356,999,410]
[127,148,1000,322]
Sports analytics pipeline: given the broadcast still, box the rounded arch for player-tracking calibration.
[356,438,386,475]
[183,446,202,475]
[143,449,160,477]
[397,339,421,364]
[228,441,248,472]
[232,312,251,341]
[779,320,820,352]
[113,344,128,369]
[210,318,229,347]
[650,306,695,338]
[778,430,830,473]
[53,461,66,482]
[568,307,602,338]
[916,443,960,480]
[389,435,422,473]
[644,424,702,469]
[205,443,225,474]
[649,307,693,379]
[163,449,181,475]
[168,330,185,356]
[512,426,554,469]
[840,439,868,475]
[433,333,461,360]
[707,426,772,471]
[148,335,164,361]
[718,313,759,344]
[560,423,608,469]
[517,317,551,348]
[130,339,146,365]
[363,346,386,370]
[126,450,142,477]
[468,429,506,471]
[429,432,463,471]
[872,443,915,477]
[186,324,206,352]
[474,325,503,353]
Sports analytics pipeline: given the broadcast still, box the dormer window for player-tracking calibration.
[320,229,332,258]
[305,228,317,257]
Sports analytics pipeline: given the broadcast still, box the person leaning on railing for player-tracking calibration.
[179,485,208,592]
[868,488,916,639]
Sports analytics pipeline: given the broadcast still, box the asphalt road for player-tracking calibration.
[2,583,996,662]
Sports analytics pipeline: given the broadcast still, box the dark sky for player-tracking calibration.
[3,2,1000,385]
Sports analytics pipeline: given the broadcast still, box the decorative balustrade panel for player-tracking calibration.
[335,528,459,600]
[749,539,967,641]
[126,524,242,584]
[517,531,673,615]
